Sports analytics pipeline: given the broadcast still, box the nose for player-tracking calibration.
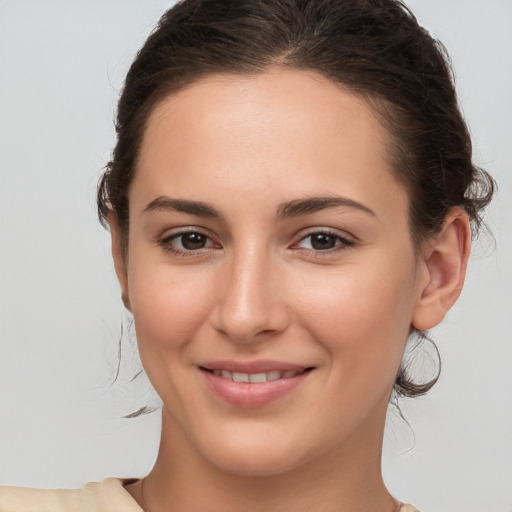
[211,248,290,344]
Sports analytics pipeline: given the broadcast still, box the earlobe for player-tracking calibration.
[412,208,472,331]
[107,211,132,312]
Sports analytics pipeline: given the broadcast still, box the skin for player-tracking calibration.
[111,69,471,512]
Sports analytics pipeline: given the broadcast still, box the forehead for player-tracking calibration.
[133,68,407,221]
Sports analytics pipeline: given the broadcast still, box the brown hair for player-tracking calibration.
[98,0,494,398]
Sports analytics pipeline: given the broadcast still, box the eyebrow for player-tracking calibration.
[143,196,223,218]
[142,195,375,220]
[276,196,376,219]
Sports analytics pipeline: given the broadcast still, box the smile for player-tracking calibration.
[207,368,309,383]
[199,364,314,408]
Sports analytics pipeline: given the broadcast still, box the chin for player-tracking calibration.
[197,426,317,478]
[210,450,305,478]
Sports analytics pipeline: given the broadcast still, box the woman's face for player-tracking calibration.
[117,69,430,476]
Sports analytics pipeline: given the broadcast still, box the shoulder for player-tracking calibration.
[0,478,142,512]
[401,505,421,512]
[0,485,82,512]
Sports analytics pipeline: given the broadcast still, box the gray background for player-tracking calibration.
[1,1,511,511]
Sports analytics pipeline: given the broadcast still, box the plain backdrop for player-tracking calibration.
[0,1,511,511]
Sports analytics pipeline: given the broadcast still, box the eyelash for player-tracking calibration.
[158,229,219,257]
[158,228,355,257]
[292,230,355,255]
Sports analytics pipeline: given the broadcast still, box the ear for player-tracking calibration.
[107,212,132,312]
[412,207,472,331]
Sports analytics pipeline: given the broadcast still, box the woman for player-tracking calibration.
[0,0,497,511]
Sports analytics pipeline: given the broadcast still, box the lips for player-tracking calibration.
[199,361,314,408]
[208,368,307,382]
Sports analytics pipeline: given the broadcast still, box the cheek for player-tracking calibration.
[127,264,215,352]
[125,264,219,410]
[294,254,418,376]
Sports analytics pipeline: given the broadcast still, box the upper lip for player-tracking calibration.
[198,360,313,373]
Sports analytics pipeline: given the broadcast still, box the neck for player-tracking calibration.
[129,407,395,512]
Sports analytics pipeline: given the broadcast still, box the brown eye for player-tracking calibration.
[161,231,217,254]
[309,233,337,250]
[295,231,354,253]
[180,232,208,250]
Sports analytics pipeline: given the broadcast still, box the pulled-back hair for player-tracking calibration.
[98,0,494,398]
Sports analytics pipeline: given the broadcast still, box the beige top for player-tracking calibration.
[0,477,419,512]
[0,478,141,512]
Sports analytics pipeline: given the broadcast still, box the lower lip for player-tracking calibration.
[201,369,312,408]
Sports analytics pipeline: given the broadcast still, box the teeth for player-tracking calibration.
[211,369,303,382]
[266,370,281,381]
[232,372,250,383]
[249,372,267,383]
